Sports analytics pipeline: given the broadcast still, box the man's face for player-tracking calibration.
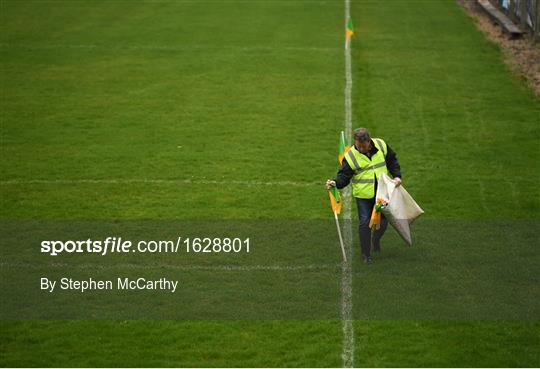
[356,139,371,154]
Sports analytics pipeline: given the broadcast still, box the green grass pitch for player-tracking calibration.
[1,0,539,367]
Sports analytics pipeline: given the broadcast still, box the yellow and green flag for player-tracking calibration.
[346,18,354,40]
[329,132,348,261]
[328,186,342,215]
[330,131,349,215]
[338,130,350,164]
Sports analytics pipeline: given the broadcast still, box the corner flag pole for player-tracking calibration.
[333,208,347,263]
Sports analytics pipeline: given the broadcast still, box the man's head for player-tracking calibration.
[353,128,371,153]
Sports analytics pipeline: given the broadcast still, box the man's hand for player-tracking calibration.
[326,179,336,190]
[393,177,402,187]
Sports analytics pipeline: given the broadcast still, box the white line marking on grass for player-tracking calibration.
[0,262,340,272]
[341,0,355,367]
[0,178,320,187]
[476,178,490,213]
[0,43,339,53]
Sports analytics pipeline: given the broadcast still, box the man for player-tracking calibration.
[326,128,402,264]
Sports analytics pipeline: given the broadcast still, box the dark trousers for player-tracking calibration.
[356,197,388,257]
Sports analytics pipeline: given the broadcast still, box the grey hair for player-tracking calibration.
[353,128,370,142]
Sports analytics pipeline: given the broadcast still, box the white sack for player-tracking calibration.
[376,172,424,246]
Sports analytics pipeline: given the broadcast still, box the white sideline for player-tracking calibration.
[341,0,355,367]
[0,43,339,53]
[0,178,319,187]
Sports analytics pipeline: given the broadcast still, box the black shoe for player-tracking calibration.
[362,255,373,264]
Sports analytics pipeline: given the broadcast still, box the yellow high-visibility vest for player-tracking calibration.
[344,138,389,199]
